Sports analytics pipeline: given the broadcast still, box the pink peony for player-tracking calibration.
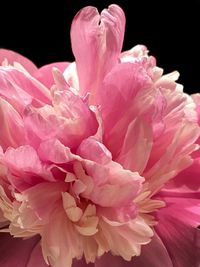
[0,4,200,267]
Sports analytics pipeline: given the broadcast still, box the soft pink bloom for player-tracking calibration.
[0,4,200,267]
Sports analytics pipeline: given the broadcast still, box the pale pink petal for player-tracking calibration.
[145,87,197,173]
[0,49,38,74]
[41,210,81,267]
[38,139,77,164]
[192,93,200,125]
[0,233,48,267]
[24,106,61,148]
[0,208,7,225]
[33,62,70,88]
[144,121,200,194]
[0,67,33,113]
[120,45,149,61]
[96,233,173,267]
[117,118,153,174]
[21,182,67,224]
[0,67,51,113]
[77,137,112,165]
[82,160,143,207]
[191,93,200,157]
[63,62,79,90]
[71,5,125,99]
[0,97,25,150]
[95,216,153,261]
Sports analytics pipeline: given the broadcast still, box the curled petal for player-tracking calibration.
[83,160,144,207]
[0,49,37,74]
[71,5,125,100]
[77,137,112,165]
[0,67,51,113]
[1,145,55,191]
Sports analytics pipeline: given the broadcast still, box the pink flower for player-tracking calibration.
[0,4,200,267]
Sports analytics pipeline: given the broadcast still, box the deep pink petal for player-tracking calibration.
[71,4,125,99]
[73,259,94,267]
[33,62,70,88]
[0,233,48,267]
[160,158,200,198]
[155,197,200,267]
[131,233,173,267]
[0,49,37,74]
[27,241,49,267]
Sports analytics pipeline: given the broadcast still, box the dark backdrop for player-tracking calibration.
[1,0,200,94]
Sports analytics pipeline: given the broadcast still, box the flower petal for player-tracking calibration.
[0,49,37,74]
[41,210,81,267]
[33,62,69,88]
[82,160,143,207]
[24,90,97,149]
[100,62,152,158]
[131,233,173,267]
[161,158,200,198]
[38,139,77,163]
[1,145,55,191]
[155,197,200,267]
[97,216,153,261]
[0,97,25,150]
[117,118,153,174]
[0,67,51,113]
[95,233,173,267]
[0,233,48,267]
[27,240,50,267]
[145,120,200,194]
[71,4,125,99]
[77,137,112,165]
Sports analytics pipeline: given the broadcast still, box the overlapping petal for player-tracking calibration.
[0,49,37,74]
[71,4,125,100]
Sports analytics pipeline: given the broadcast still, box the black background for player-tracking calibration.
[1,0,200,94]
